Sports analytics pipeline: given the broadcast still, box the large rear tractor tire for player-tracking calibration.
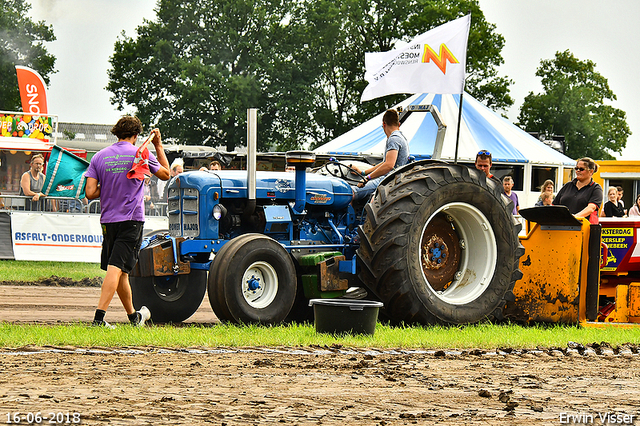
[208,234,297,324]
[131,270,207,323]
[357,163,524,325]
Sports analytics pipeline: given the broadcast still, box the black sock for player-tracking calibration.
[128,311,140,323]
[94,309,106,323]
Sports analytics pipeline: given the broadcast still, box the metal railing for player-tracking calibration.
[0,194,167,216]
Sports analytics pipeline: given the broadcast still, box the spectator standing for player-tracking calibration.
[155,159,180,198]
[616,186,627,215]
[163,161,184,200]
[539,192,553,206]
[502,176,519,214]
[19,154,46,211]
[535,180,555,206]
[85,116,171,328]
[143,176,155,215]
[553,157,603,224]
[601,187,624,217]
[628,194,640,217]
[474,150,493,178]
[200,160,222,171]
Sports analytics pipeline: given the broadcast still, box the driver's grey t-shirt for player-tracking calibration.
[385,130,409,174]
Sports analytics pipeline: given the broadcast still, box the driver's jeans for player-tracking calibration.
[352,176,384,202]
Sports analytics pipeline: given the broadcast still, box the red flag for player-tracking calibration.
[127,133,154,180]
[15,66,48,115]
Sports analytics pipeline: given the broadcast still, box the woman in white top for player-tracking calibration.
[628,194,640,217]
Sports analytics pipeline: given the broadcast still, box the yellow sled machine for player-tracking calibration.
[505,206,640,327]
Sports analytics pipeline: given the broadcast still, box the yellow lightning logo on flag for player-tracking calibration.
[422,44,460,74]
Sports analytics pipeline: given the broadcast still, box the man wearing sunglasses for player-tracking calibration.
[553,157,603,224]
[475,150,496,179]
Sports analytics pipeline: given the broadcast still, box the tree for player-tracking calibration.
[107,0,321,152]
[0,0,56,111]
[305,0,514,148]
[107,0,513,150]
[518,50,630,160]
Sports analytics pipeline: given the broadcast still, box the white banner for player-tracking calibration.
[10,212,168,263]
[361,14,471,102]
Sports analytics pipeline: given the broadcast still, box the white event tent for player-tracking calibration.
[314,92,576,207]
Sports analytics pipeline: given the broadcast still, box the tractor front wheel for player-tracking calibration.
[131,270,207,323]
[208,234,297,324]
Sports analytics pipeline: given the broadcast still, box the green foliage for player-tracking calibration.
[518,50,631,160]
[306,0,513,148]
[107,0,512,151]
[0,0,56,111]
[107,0,321,152]
[62,129,76,140]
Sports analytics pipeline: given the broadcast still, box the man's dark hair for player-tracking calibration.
[382,109,400,127]
[475,150,492,163]
[111,116,143,140]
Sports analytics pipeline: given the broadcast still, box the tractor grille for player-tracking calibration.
[168,187,200,238]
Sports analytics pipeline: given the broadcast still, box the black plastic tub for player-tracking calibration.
[309,299,383,336]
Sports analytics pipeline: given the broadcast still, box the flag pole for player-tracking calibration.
[453,92,464,164]
[454,12,471,165]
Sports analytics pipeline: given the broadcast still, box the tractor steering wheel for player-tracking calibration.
[318,159,367,185]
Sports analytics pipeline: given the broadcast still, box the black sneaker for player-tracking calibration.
[92,320,116,329]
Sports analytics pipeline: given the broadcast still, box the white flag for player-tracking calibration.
[361,14,471,102]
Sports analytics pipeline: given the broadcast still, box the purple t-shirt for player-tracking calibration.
[505,191,519,215]
[85,141,160,223]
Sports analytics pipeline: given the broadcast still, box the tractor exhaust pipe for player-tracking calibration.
[245,108,257,216]
[285,150,316,215]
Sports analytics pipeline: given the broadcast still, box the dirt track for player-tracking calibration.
[1,285,640,425]
[0,285,217,324]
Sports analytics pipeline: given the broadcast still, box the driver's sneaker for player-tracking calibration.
[92,320,116,329]
[132,306,151,327]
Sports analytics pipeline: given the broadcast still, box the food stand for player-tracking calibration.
[0,111,86,196]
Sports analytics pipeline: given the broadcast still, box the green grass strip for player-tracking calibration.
[1,322,640,349]
[0,260,104,282]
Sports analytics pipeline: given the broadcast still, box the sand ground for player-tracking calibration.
[1,285,639,425]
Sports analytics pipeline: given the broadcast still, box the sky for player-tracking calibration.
[26,0,640,160]
[26,0,157,122]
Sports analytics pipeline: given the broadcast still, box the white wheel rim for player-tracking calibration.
[241,261,279,309]
[420,202,498,305]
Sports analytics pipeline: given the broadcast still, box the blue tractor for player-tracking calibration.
[130,108,523,325]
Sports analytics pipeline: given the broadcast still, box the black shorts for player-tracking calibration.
[100,221,144,274]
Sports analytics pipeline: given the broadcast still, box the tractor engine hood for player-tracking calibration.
[176,170,353,210]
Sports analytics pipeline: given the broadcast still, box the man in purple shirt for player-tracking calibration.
[85,116,170,328]
[502,175,520,215]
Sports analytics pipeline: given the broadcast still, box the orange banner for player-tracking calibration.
[15,66,48,115]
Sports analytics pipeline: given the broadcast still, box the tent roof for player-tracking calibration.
[314,92,575,166]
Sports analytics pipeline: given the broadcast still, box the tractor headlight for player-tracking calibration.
[213,204,227,220]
